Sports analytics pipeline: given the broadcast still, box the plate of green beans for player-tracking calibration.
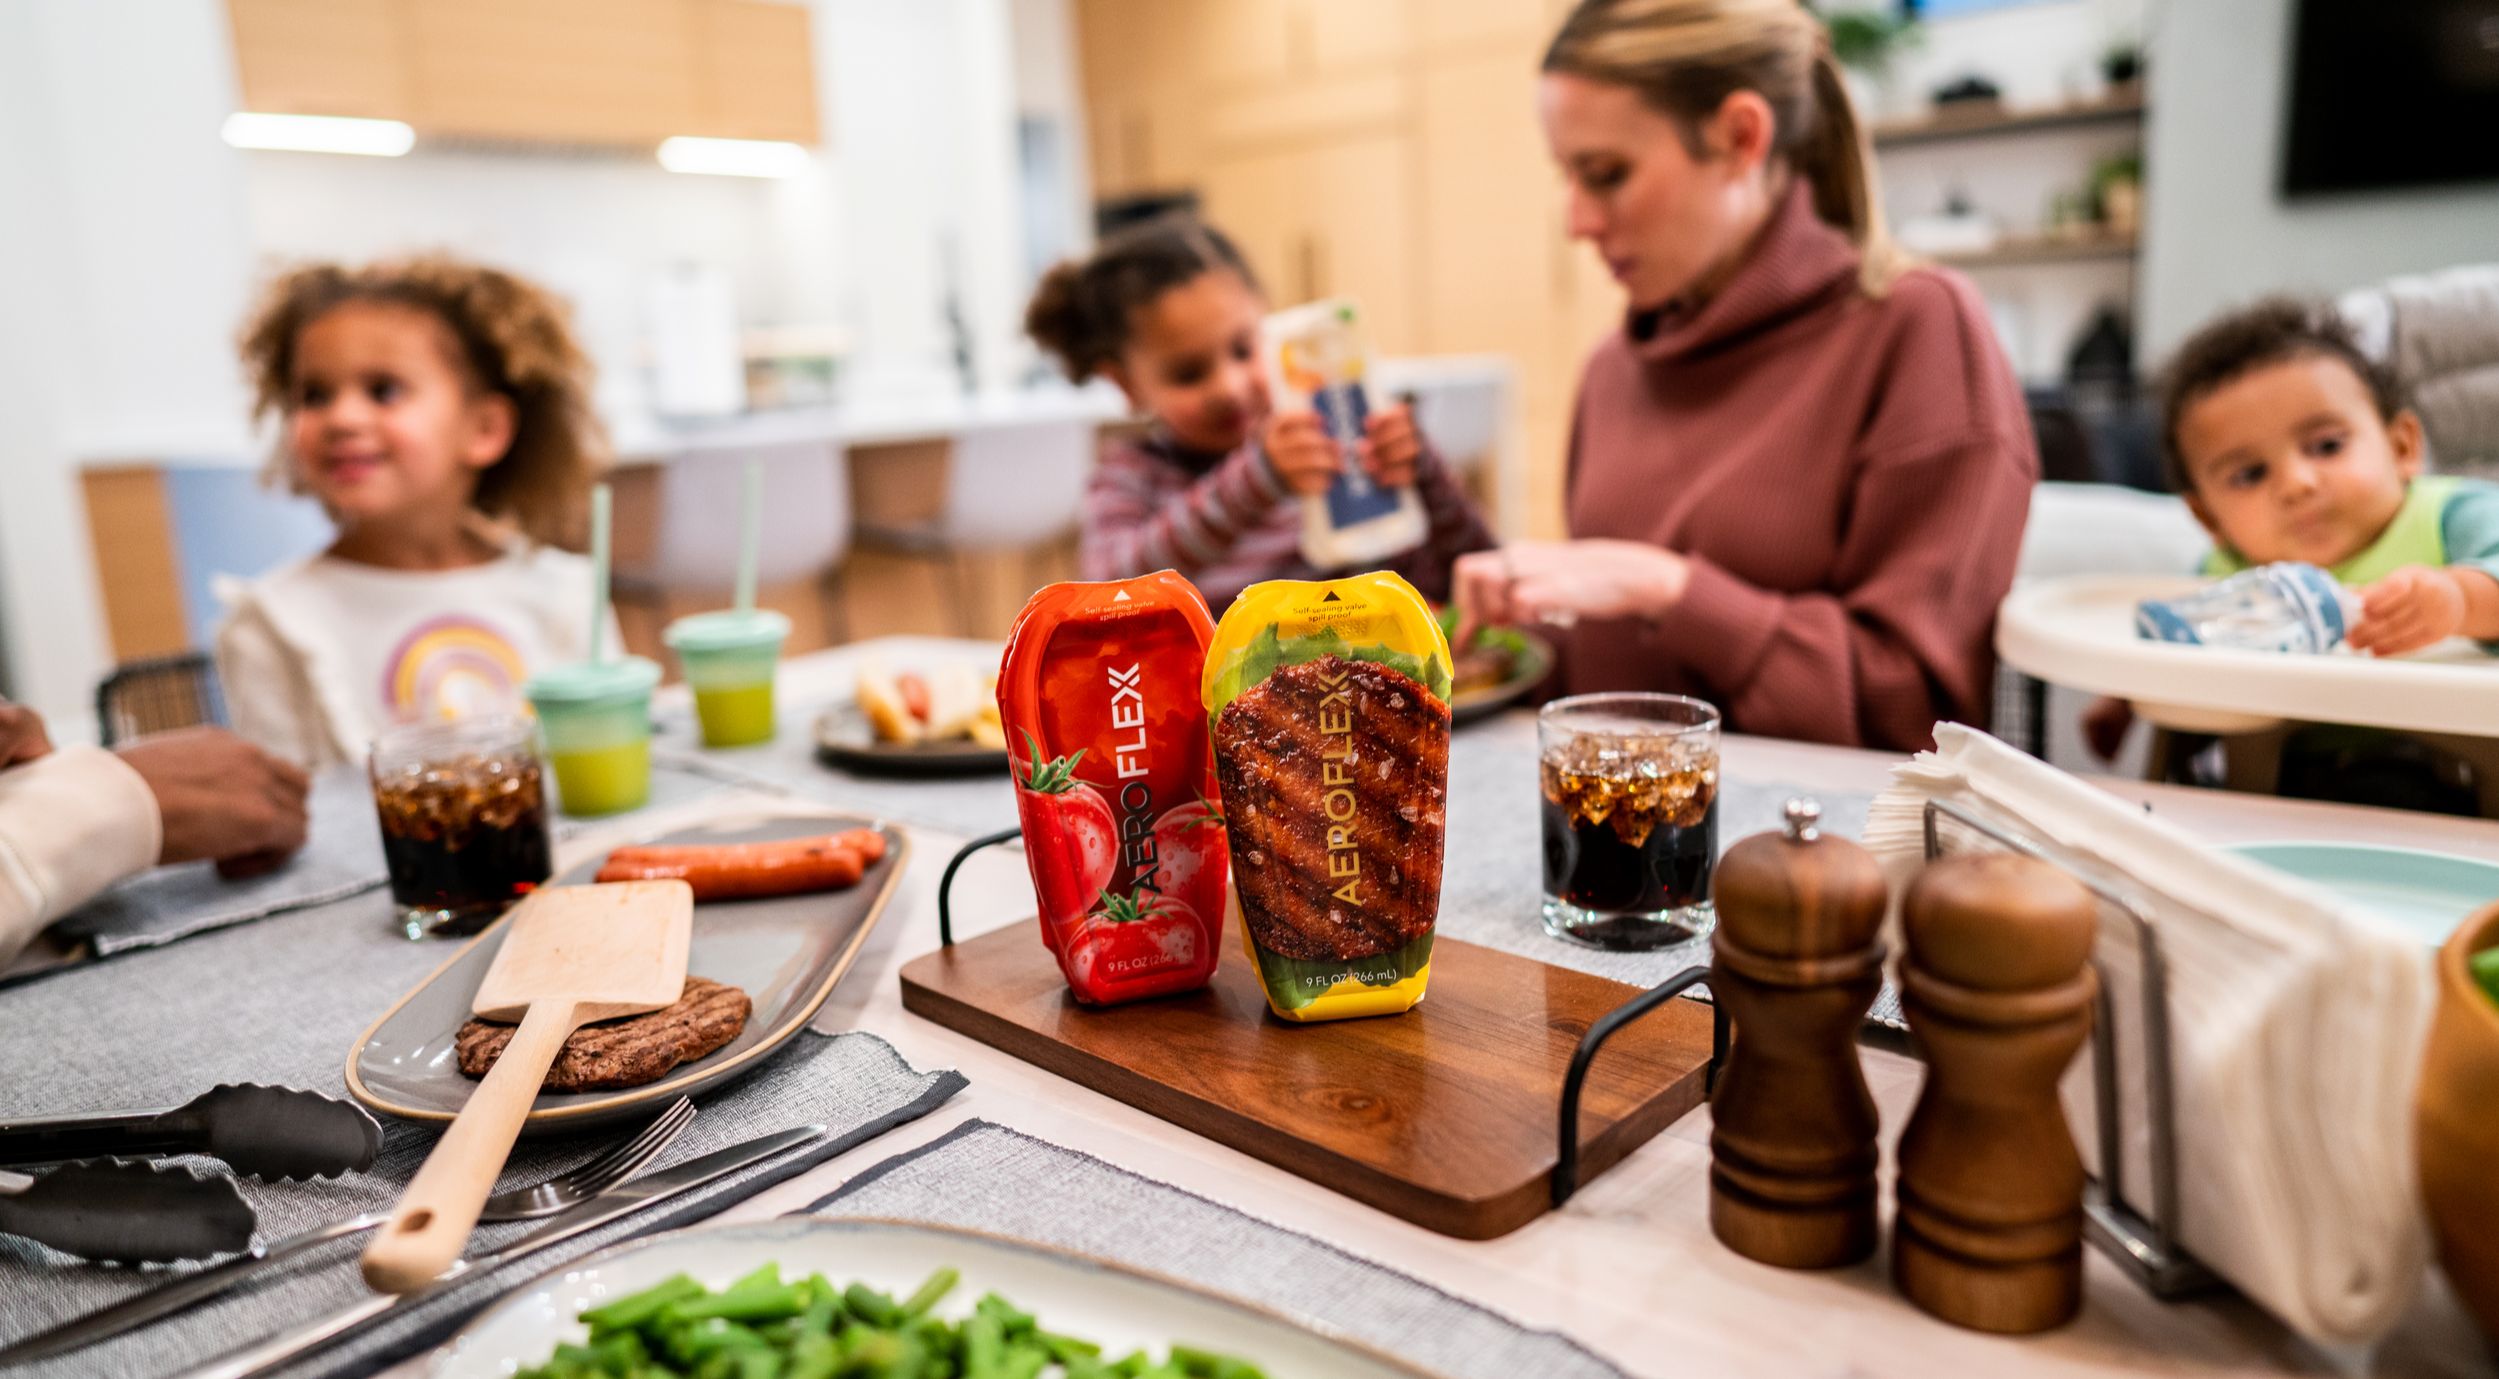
[430,1218,1435,1378]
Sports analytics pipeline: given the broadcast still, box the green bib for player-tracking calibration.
[2203,475,2461,584]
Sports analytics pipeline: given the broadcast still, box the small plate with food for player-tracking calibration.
[431,1218,1430,1379]
[1437,608,1554,727]
[346,815,907,1134]
[815,659,1010,776]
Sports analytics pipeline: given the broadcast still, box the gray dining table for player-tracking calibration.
[13,635,2498,1377]
[519,637,2498,1379]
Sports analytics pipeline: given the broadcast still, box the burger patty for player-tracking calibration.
[1214,654,1448,963]
[455,976,751,1092]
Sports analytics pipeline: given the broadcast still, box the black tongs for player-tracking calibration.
[0,1161,256,1263]
[0,1084,382,1182]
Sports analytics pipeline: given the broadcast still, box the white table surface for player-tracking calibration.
[383,641,2499,1379]
[1998,574,2499,738]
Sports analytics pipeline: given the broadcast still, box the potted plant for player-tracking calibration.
[2091,150,2143,238]
[2102,42,2144,100]
[1822,9,1922,117]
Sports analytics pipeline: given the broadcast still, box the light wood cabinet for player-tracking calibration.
[1199,132,1417,355]
[1074,0,1206,195]
[693,0,822,144]
[223,0,821,148]
[404,0,701,145]
[225,0,411,120]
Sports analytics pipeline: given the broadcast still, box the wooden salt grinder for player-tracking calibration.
[1708,799,1889,1269]
[1894,853,2099,1334]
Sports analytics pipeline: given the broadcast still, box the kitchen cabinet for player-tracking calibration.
[1199,132,1418,354]
[222,0,821,148]
[224,0,411,120]
[1073,0,1203,195]
[692,0,822,145]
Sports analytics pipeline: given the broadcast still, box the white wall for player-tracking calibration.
[244,150,780,423]
[2139,0,2499,359]
[1852,0,2149,385]
[821,0,1028,396]
[0,0,257,729]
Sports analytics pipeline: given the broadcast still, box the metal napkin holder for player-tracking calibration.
[1919,795,2219,1299]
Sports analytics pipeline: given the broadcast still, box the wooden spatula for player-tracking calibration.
[361,881,692,1293]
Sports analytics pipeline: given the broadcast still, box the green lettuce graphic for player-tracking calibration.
[1251,932,1435,1012]
[1206,624,1452,714]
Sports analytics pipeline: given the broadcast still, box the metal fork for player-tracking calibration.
[0,1098,696,1365]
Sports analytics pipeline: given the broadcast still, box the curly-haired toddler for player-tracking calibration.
[216,255,620,768]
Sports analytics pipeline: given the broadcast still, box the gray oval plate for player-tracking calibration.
[344,814,907,1135]
[814,702,1009,777]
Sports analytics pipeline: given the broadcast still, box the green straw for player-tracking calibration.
[735,456,762,615]
[589,482,612,665]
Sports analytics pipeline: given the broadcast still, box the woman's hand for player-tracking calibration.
[1451,540,1691,648]
[2350,565,2467,657]
[1261,410,1346,497]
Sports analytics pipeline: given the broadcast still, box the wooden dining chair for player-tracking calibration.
[94,651,227,746]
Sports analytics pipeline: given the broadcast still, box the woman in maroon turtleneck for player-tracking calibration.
[1453,0,2036,754]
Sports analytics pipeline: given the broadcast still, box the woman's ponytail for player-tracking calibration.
[1803,44,1910,296]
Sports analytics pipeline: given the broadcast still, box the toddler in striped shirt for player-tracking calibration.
[1028,215,1494,614]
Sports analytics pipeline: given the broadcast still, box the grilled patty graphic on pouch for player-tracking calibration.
[1214,655,1448,963]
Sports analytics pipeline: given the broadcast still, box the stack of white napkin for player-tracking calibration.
[1865,725,2435,1347]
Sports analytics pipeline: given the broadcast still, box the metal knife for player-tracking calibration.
[172,1123,826,1379]
[0,1084,383,1182]
[0,1160,256,1264]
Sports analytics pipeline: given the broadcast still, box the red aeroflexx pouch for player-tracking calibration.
[996,572,1227,1005]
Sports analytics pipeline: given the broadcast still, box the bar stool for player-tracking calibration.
[854,419,1093,636]
[611,437,853,653]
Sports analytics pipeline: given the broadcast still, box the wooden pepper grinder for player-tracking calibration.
[1894,852,2099,1334]
[1708,798,1889,1269]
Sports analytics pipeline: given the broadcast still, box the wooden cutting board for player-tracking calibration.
[900,918,1715,1240]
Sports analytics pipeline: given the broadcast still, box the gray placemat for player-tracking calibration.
[0,1031,964,1379]
[33,759,731,971]
[806,1120,1630,1379]
[48,769,389,959]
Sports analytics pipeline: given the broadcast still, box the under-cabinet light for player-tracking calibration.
[221,112,415,157]
[657,136,808,178]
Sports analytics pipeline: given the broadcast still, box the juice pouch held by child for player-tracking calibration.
[1265,300,1427,569]
[999,572,1228,1006]
[1204,572,1454,1022]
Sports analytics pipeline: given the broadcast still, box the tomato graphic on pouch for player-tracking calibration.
[997,574,1226,1006]
[1152,797,1228,911]
[1013,738,1119,934]
[1065,886,1204,993]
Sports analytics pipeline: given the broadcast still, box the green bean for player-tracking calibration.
[666,1282,810,1325]
[844,1283,904,1329]
[899,1267,961,1319]
[580,1274,707,1332]
[1167,1344,1267,1379]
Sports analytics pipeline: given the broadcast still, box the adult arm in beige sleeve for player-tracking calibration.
[0,747,162,963]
